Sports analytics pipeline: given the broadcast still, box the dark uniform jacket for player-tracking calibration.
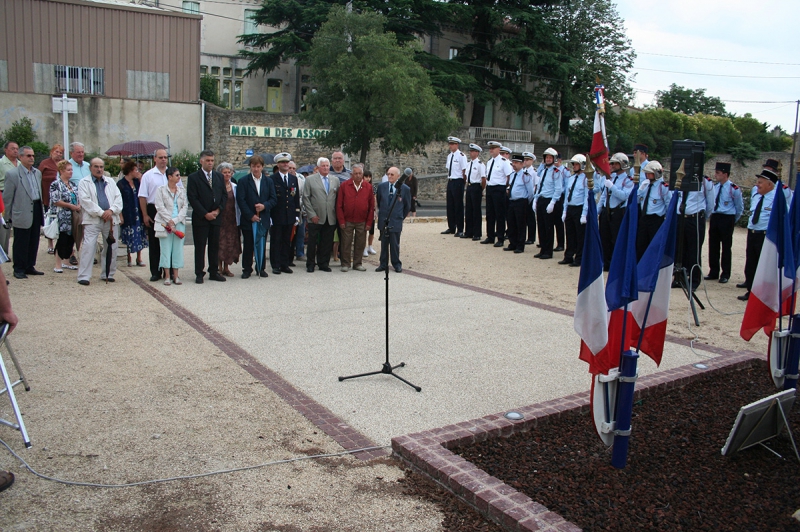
[269,171,301,225]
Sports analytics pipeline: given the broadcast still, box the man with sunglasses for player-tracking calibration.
[3,147,44,279]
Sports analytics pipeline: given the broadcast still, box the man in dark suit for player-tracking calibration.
[2,146,44,279]
[236,155,277,278]
[375,167,411,273]
[187,150,227,284]
[269,152,301,274]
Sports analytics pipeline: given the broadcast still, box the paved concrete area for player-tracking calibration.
[127,246,716,446]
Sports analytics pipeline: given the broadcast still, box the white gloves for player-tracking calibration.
[561,211,567,222]
[639,180,650,192]
[580,215,587,225]
[605,179,614,189]
[546,203,554,214]
[295,217,300,226]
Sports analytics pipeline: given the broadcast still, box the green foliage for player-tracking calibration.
[246,106,266,112]
[655,84,727,116]
[303,7,458,162]
[200,74,222,106]
[0,117,38,147]
[737,185,752,228]
[170,150,201,177]
[731,114,793,152]
[728,142,760,165]
[102,157,123,177]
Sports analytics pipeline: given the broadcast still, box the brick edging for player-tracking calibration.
[392,350,763,531]
[123,272,387,460]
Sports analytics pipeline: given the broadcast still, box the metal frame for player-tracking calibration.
[0,323,31,448]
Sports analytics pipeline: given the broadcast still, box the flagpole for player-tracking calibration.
[635,293,655,353]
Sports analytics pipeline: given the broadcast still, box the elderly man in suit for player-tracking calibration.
[269,152,301,275]
[302,156,340,273]
[3,146,44,279]
[187,149,227,284]
[236,155,277,278]
[375,167,411,273]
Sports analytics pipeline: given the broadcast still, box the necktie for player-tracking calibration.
[752,195,763,224]
[389,184,395,203]
[680,190,689,215]
[567,174,579,203]
[323,176,329,194]
[448,153,454,178]
[713,183,722,212]
[467,161,474,183]
[283,174,288,187]
[508,171,519,197]
[486,160,495,184]
[641,181,652,215]
[206,171,212,187]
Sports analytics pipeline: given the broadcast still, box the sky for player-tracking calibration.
[614,0,800,134]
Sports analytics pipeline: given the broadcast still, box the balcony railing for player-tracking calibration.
[468,127,531,143]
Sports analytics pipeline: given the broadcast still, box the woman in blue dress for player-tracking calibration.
[116,160,148,267]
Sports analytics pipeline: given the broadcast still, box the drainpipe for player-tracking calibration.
[201,102,206,151]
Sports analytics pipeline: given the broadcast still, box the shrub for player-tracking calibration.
[728,142,760,165]
[200,75,222,107]
[170,150,201,177]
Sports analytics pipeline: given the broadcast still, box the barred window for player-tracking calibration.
[55,65,104,95]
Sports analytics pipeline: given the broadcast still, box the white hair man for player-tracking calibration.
[302,156,340,272]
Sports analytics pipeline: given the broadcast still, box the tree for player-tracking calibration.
[732,114,792,152]
[302,7,458,163]
[540,0,635,134]
[655,84,727,116]
[199,74,222,107]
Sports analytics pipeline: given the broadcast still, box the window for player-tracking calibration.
[234,69,243,78]
[210,66,220,76]
[244,9,258,34]
[182,1,199,14]
[200,65,207,75]
[234,81,243,110]
[222,80,232,108]
[449,47,458,60]
[222,67,231,77]
[55,65,104,95]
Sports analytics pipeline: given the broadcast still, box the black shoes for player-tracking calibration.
[738,292,750,301]
[480,239,494,245]
[259,270,269,277]
[26,268,44,275]
[704,274,719,281]
[454,232,463,237]
[558,259,573,265]
[101,278,116,283]
[196,276,204,284]
[441,229,455,234]
[719,277,729,284]
[241,272,251,279]
[319,266,332,272]
[460,234,472,239]
[503,247,515,252]
[493,241,504,248]
[736,282,747,289]
[12,272,27,279]
[78,280,90,286]
[554,246,564,252]
[472,236,481,241]
[394,266,402,273]
[375,266,387,272]
[280,266,293,274]
[209,273,227,282]
[525,240,534,245]
[570,262,581,267]
[514,249,523,254]
[272,268,281,275]
[150,274,161,282]
[538,254,552,260]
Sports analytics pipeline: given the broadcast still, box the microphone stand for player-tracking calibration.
[339,173,421,392]
[672,160,705,326]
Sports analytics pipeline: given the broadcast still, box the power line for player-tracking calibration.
[638,51,800,67]
[633,67,800,79]
[630,85,796,104]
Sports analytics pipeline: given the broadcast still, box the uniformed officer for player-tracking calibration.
[443,136,469,236]
[504,154,535,253]
[738,168,783,301]
[463,143,487,241]
[672,171,713,290]
[559,154,591,267]
[705,162,743,284]
[635,161,672,260]
[763,158,793,204]
[533,147,563,259]
[269,152,301,275]
[500,146,511,160]
[481,141,513,247]
[553,153,568,252]
[595,152,635,270]
[633,143,650,173]
[522,152,537,244]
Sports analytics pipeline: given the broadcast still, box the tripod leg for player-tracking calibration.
[339,369,385,381]
[0,351,31,447]
[5,339,29,391]
[389,372,422,392]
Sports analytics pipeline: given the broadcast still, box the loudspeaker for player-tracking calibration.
[669,140,705,192]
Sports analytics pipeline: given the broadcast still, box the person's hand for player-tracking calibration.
[72,204,81,212]
[639,180,649,192]
[311,216,320,224]
[168,219,176,229]
[101,209,113,222]
[251,214,260,223]
[0,307,18,335]
[546,203,554,214]
[340,223,346,230]
[204,212,216,221]
[605,179,614,189]
[561,211,566,222]
[142,214,152,227]
[580,215,587,225]
[119,214,124,225]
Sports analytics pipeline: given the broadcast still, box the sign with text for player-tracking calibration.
[229,125,330,140]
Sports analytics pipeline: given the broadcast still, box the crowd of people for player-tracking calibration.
[0,142,414,284]
[0,136,790,300]
[441,136,791,302]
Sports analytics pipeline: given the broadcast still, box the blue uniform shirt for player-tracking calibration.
[534,164,563,202]
[563,172,591,218]
[508,169,534,201]
[710,180,744,221]
[594,168,634,209]
[748,189,777,231]
[675,177,713,215]
[638,178,672,217]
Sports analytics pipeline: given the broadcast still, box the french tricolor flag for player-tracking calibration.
[575,194,609,374]
[741,182,795,341]
[588,88,611,177]
[628,194,679,365]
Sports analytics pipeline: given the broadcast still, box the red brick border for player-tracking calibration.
[392,350,764,531]
[124,272,387,460]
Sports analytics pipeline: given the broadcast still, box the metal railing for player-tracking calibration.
[468,127,531,143]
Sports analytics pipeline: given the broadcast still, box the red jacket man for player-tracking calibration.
[336,165,374,271]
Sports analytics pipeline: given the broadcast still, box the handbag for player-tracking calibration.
[43,212,59,239]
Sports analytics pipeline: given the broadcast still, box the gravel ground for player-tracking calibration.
[456,360,800,531]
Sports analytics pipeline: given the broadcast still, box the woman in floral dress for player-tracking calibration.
[116,160,148,267]
[49,160,81,273]
[216,162,241,276]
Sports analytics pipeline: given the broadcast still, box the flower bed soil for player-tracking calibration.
[448,361,800,531]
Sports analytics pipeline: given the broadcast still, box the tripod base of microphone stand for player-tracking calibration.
[339,362,422,392]
[675,266,705,326]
